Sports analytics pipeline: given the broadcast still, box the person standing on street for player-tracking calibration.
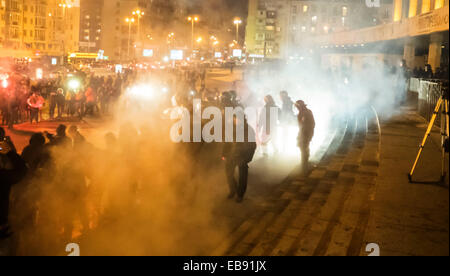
[295,100,315,175]
[222,117,257,203]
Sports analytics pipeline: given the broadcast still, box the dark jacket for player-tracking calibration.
[223,122,257,164]
[0,152,27,225]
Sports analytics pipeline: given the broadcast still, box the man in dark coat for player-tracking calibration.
[0,127,27,239]
[295,100,315,174]
[222,117,257,203]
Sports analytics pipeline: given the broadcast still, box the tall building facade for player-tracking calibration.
[101,0,154,61]
[245,0,290,59]
[0,0,80,60]
[79,0,102,53]
[245,0,394,59]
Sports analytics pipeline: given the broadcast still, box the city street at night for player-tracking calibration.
[0,0,448,259]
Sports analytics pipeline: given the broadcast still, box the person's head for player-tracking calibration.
[221,92,233,107]
[56,124,67,137]
[280,91,288,98]
[0,127,5,140]
[29,132,46,147]
[295,100,307,111]
[264,95,275,106]
[229,90,237,100]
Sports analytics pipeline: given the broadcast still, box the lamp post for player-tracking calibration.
[233,18,242,45]
[125,17,135,60]
[132,9,144,46]
[187,16,199,51]
[58,1,73,61]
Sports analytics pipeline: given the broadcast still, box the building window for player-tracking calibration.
[342,6,348,17]
[311,15,317,24]
[303,5,308,13]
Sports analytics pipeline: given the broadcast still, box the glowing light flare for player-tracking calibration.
[68,79,81,91]
[1,79,8,89]
[36,68,43,80]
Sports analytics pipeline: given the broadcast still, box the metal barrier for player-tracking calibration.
[410,78,446,126]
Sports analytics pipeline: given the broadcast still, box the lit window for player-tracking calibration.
[303,5,308,12]
[301,26,306,32]
[312,16,317,24]
[342,6,348,17]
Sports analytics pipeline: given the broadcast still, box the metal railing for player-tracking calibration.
[409,78,447,126]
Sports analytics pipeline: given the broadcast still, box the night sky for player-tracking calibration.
[186,0,249,22]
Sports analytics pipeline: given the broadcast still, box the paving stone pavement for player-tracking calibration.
[211,104,449,256]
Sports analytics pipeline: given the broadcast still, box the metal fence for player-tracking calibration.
[409,78,447,126]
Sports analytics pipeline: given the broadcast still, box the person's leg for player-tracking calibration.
[237,163,249,202]
[299,137,311,174]
[35,108,39,123]
[225,160,237,198]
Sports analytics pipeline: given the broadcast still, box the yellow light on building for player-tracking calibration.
[393,0,402,21]
[408,0,418,18]
[434,0,445,9]
[421,0,431,13]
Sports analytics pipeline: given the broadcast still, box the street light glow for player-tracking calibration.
[68,79,81,91]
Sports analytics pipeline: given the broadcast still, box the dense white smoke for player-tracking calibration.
[237,55,406,156]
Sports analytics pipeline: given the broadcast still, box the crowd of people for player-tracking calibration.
[3,58,420,255]
[409,64,449,80]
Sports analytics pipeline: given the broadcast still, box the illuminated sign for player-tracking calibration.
[98,50,105,60]
[214,52,222,58]
[170,50,183,60]
[115,64,123,74]
[51,58,58,65]
[143,49,154,57]
[233,49,242,58]
[68,53,99,59]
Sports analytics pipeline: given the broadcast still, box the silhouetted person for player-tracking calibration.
[0,127,27,240]
[222,118,257,203]
[21,133,49,172]
[295,100,315,174]
[47,124,71,148]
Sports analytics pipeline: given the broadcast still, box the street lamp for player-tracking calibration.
[187,16,199,50]
[59,2,73,17]
[58,1,73,59]
[132,9,145,47]
[233,18,242,45]
[125,17,135,60]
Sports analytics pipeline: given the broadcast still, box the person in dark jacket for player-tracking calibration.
[0,127,27,239]
[222,117,257,203]
[257,95,281,157]
[280,91,295,125]
[21,132,49,172]
[295,100,315,174]
[48,87,57,120]
[46,124,71,148]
